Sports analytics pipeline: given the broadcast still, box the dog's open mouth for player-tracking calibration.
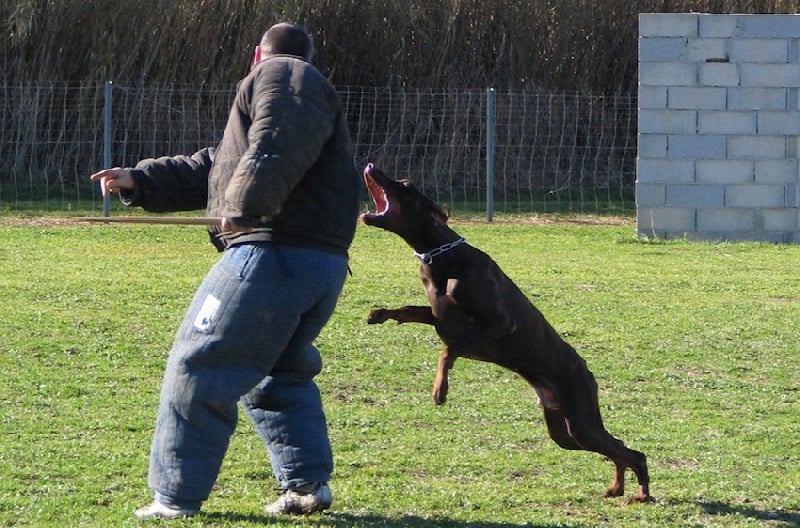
[361,163,389,224]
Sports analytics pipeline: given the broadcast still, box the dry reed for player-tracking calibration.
[4,1,800,93]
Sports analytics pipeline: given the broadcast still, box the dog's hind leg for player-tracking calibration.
[552,370,652,502]
[560,409,652,502]
[602,443,650,502]
[543,407,644,499]
[604,458,628,498]
[542,408,582,450]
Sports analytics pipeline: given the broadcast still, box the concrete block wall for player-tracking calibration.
[637,14,800,243]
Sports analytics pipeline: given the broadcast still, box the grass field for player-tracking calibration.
[1,214,798,527]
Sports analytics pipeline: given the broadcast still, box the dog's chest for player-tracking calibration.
[419,268,456,300]
[419,268,479,324]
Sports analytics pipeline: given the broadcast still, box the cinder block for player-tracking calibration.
[727,88,787,110]
[696,160,754,184]
[639,109,696,134]
[684,230,748,242]
[636,183,666,206]
[638,86,668,109]
[637,206,696,234]
[640,14,698,38]
[698,110,755,134]
[668,87,726,110]
[761,208,797,232]
[697,208,756,231]
[785,185,799,207]
[727,136,786,159]
[636,159,695,183]
[639,62,697,86]
[741,64,800,88]
[730,39,788,63]
[639,38,685,61]
[757,111,799,135]
[762,232,795,243]
[666,184,725,207]
[699,14,738,38]
[789,136,800,158]
[725,184,788,207]
[689,230,791,243]
[683,38,728,62]
[638,134,668,158]
[737,15,800,39]
[699,63,740,87]
[755,159,797,184]
[668,134,726,159]
[763,232,795,243]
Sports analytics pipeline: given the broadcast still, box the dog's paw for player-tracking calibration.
[603,486,624,498]
[367,308,389,324]
[432,383,448,405]
[628,485,654,504]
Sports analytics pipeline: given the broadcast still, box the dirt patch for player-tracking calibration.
[0,214,635,228]
[450,214,634,226]
[0,216,87,228]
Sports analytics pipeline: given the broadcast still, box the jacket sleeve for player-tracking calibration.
[220,61,336,220]
[120,147,214,212]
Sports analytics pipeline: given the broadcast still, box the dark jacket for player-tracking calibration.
[121,55,360,255]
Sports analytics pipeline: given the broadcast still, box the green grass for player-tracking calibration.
[0,215,798,527]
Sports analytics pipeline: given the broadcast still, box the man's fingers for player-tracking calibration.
[90,168,133,192]
[90,167,116,182]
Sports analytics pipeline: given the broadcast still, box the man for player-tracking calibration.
[91,22,359,519]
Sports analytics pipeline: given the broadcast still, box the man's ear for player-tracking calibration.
[252,45,263,66]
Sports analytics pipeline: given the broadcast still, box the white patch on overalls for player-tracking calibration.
[193,294,221,332]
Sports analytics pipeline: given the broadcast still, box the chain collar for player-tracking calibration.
[413,238,466,265]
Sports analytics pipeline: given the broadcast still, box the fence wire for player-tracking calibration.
[0,81,636,215]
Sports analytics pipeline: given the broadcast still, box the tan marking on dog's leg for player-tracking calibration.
[603,460,626,498]
[432,349,454,405]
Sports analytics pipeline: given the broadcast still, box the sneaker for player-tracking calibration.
[133,500,198,520]
[264,482,332,515]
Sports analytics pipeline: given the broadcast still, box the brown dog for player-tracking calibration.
[360,164,652,503]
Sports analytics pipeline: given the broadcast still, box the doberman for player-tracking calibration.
[360,164,652,503]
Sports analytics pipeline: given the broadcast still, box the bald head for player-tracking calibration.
[260,23,314,62]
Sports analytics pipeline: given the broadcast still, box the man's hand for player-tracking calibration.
[90,167,134,197]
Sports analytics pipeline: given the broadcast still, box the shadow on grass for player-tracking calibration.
[202,511,573,527]
[699,501,800,527]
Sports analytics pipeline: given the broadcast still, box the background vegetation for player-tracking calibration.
[4,0,800,93]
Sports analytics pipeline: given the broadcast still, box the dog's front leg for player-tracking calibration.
[432,347,456,405]
[368,305,437,325]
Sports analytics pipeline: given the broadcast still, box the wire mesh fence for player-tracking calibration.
[0,81,636,215]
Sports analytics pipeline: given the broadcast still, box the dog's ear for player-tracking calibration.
[413,186,449,226]
[430,205,449,228]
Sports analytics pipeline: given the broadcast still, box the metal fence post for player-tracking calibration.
[103,80,113,217]
[486,88,496,222]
